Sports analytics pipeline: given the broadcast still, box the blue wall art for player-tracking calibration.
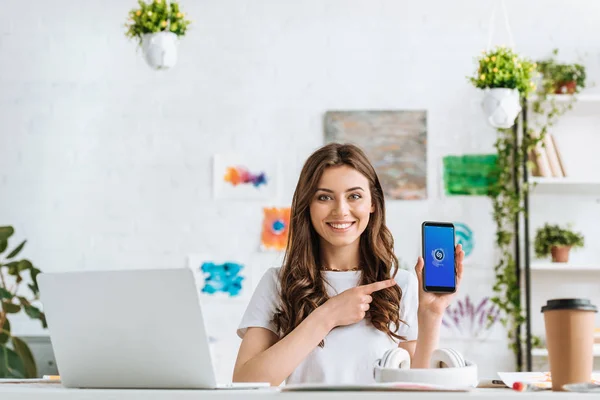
[200,261,245,297]
[454,222,474,258]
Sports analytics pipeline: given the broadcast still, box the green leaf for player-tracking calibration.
[0,318,10,345]
[0,240,6,254]
[0,345,26,378]
[6,240,26,259]
[0,227,14,241]
[17,259,32,272]
[0,288,12,300]
[7,264,19,276]
[39,312,47,329]
[17,296,30,307]
[11,337,37,378]
[27,284,37,296]
[2,302,21,314]
[23,305,41,320]
[30,268,41,295]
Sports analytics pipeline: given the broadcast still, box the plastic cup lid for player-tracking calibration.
[541,298,598,313]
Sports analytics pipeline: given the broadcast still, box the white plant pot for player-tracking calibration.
[481,88,522,129]
[141,32,178,70]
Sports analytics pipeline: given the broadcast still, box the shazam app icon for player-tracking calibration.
[432,248,445,267]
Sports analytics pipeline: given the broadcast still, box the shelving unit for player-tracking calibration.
[528,93,600,103]
[532,344,600,358]
[529,263,600,271]
[529,177,600,194]
[516,93,600,371]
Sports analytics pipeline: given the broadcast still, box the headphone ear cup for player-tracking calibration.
[381,348,411,369]
[448,348,466,368]
[379,349,394,368]
[430,348,465,368]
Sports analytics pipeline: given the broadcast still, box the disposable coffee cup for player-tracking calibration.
[541,298,598,391]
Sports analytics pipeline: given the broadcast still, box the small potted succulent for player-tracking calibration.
[534,223,584,263]
[468,46,537,129]
[125,0,192,70]
[536,49,586,95]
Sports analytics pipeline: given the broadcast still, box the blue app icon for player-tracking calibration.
[432,248,445,267]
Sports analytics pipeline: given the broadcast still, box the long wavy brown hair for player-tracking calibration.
[273,143,406,346]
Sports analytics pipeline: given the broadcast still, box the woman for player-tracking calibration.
[233,143,464,386]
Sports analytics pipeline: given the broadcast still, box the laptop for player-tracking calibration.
[38,268,270,389]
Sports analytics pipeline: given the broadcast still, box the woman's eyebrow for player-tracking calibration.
[316,187,364,193]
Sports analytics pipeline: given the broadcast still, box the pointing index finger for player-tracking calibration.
[361,279,396,294]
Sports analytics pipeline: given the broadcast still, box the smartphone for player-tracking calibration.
[421,221,456,293]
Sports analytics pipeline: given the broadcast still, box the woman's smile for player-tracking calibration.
[326,221,356,233]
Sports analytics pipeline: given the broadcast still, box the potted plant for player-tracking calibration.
[534,223,584,263]
[536,49,586,95]
[468,46,537,129]
[0,226,46,378]
[125,0,192,70]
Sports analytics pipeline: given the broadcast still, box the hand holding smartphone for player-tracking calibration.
[421,221,456,293]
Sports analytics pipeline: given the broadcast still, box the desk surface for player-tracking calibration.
[0,385,587,399]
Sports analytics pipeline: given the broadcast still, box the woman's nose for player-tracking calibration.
[332,199,349,215]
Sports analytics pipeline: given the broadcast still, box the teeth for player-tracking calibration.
[329,223,352,229]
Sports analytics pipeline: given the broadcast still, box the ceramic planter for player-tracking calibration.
[554,81,577,95]
[481,88,522,129]
[141,32,178,70]
[550,245,571,263]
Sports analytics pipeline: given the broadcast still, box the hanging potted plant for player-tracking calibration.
[125,0,192,70]
[534,223,584,263]
[468,46,537,129]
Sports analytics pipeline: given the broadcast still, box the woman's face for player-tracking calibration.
[309,165,375,248]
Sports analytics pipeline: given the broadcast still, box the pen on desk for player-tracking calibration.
[512,382,546,392]
[42,375,60,381]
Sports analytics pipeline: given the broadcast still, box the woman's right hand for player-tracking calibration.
[320,279,396,328]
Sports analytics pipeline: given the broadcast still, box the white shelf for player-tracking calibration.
[529,177,600,194]
[528,94,600,103]
[532,344,600,357]
[530,263,600,271]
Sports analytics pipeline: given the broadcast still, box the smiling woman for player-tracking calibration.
[232,143,465,387]
[311,169,374,254]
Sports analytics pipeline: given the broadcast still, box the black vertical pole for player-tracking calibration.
[522,99,533,372]
[513,110,522,372]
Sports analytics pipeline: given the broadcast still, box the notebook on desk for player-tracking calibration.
[38,268,269,390]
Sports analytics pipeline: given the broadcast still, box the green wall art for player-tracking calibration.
[443,154,499,196]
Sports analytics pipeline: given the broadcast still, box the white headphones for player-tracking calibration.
[374,348,478,388]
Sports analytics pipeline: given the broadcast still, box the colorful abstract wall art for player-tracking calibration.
[223,166,266,188]
[200,261,244,297]
[324,110,428,200]
[260,207,291,251]
[454,222,474,258]
[442,154,499,196]
[187,254,248,300]
[213,154,278,200]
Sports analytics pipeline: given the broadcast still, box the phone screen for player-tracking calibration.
[422,222,456,293]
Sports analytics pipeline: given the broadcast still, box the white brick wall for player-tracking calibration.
[2,0,600,382]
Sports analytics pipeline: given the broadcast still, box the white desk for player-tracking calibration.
[0,385,591,399]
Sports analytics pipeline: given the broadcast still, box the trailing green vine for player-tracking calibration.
[488,126,524,363]
[470,47,586,370]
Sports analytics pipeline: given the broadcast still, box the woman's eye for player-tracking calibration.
[318,195,332,201]
[349,193,362,200]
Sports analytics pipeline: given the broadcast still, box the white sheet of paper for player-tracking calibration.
[498,371,600,390]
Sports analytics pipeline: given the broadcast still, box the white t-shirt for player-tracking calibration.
[237,267,419,385]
